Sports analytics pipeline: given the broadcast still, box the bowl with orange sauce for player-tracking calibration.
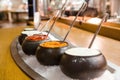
[22,34,48,55]
[36,41,69,65]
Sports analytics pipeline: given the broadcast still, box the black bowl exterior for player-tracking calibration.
[60,53,107,79]
[36,45,68,66]
[22,39,47,55]
[18,34,27,45]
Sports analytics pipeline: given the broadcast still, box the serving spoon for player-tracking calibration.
[38,16,54,32]
[32,0,68,38]
[46,0,68,36]
[88,13,109,48]
[63,2,88,42]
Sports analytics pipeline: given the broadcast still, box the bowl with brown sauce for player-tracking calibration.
[60,48,107,80]
[22,34,48,55]
[36,41,69,65]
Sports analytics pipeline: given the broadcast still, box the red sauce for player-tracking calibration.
[27,34,48,41]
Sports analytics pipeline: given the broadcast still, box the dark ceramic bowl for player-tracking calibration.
[22,34,48,55]
[60,48,107,80]
[36,41,69,66]
[18,30,41,45]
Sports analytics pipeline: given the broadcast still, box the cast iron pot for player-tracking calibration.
[22,34,48,55]
[36,41,69,66]
[18,30,41,45]
[60,48,107,80]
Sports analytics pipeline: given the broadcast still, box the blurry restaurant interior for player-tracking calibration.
[0,0,120,23]
[0,0,120,80]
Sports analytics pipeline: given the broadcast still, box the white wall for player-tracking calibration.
[0,0,24,10]
[111,0,120,16]
[11,0,23,9]
[88,0,106,13]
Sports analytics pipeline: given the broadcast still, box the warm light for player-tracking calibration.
[51,0,55,5]
[86,17,102,25]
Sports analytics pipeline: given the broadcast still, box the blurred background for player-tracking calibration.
[0,0,120,23]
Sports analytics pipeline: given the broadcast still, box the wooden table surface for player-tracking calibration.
[0,26,30,80]
[0,21,120,80]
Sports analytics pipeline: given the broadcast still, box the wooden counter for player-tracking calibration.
[58,17,120,41]
[0,21,120,80]
[0,26,30,80]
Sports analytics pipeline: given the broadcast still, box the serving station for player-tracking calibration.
[0,20,120,80]
[0,0,120,80]
[10,20,120,80]
[10,32,114,80]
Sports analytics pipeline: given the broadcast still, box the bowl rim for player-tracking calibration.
[24,34,48,41]
[64,47,102,57]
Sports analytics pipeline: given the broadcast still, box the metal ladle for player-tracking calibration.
[59,7,66,18]
[38,16,54,32]
[46,0,68,36]
[63,2,87,42]
[88,13,109,48]
[35,15,54,32]
[34,0,68,34]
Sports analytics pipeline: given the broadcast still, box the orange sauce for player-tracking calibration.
[40,41,68,48]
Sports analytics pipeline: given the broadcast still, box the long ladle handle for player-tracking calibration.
[39,16,54,32]
[37,9,61,31]
[63,2,87,41]
[47,0,68,36]
[88,13,109,48]
[59,7,66,18]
